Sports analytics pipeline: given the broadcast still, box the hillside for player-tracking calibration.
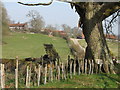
[2,32,70,61]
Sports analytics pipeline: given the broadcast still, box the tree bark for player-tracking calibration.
[75,2,115,73]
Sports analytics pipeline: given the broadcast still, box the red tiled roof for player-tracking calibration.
[106,34,117,39]
[9,23,26,27]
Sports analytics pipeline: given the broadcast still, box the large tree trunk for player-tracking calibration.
[75,3,115,73]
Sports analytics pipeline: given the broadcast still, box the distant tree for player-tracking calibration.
[26,10,45,33]
[0,1,10,36]
[61,24,71,35]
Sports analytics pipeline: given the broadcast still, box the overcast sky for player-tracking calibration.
[2,0,119,35]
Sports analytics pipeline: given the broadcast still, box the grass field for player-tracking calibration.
[32,74,120,88]
[78,39,119,59]
[2,32,120,88]
[2,32,70,61]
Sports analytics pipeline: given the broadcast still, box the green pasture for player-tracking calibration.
[2,32,70,61]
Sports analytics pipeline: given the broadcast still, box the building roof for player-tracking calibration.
[9,23,27,27]
[106,34,117,39]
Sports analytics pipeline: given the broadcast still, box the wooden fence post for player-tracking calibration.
[61,63,64,79]
[50,62,53,82]
[26,66,29,88]
[38,64,41,86]
[28,66,31,87]
[55,61,57,80]
[15,56,18,88]
[0,64,2,89]
[91,60,94,74]
[73,60,76,75]
[1,64,5,88]
[78,60,81,75]
[57,65,60,81]
[99,64,102,73]
[70,61,72,79]
[44,64,47,84]
[85,59,87,74]
[88,60,92,74]
[66,60,68,78]
[82,59,84,74]
[40,65,43,84]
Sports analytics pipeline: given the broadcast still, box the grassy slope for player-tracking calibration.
[33,74,119,88]
[2,32,70,61]
[78,39,119,59]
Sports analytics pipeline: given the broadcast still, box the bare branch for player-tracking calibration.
[18,0,53,6]
[106,10,119,31]
[104,10,119,36]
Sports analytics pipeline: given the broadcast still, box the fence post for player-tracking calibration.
[0,64,2,89]
[88,60,92,74]
[73,60,76,75]
[91,60,94,74]
[99,64,102,73]
[26,66,29,88]
[50,62,53,82]
[61,63,64,79]
[66,60,68,78]
[1,64,5,89]
[55,61,57,80]
[70,61,72,79]
[81,60,83,74]
[15,56,18,89]
[44,64,47,84]
[82,59,84,74]
[28,66,31,87]
[78,60,81,75]
[57,65,60,81]
[85,59,87,74]
[38,64,41,86]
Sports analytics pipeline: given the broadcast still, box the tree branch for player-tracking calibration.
[95,2,120,22]
[106,10,119,31]
[18,0,53,6]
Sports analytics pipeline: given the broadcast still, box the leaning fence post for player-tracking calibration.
[15,56,18,89]
[44,64,47,84]
[28,66,31,87]
[38,64,41,86]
